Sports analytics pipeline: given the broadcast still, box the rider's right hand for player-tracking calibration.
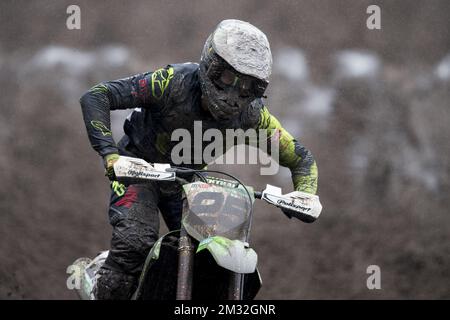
[103,153,120,181]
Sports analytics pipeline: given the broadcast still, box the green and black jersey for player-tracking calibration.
[80,63,318,194]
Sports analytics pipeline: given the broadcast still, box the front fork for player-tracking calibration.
[228,273,244,300]
[176,226,244,300]
[176,226,194,300]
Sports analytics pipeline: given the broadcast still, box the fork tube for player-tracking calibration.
[176,226,194,300]
[228,272,243,300]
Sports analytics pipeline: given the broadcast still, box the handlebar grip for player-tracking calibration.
[254,191,262,199]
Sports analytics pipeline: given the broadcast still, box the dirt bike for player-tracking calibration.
[71,156,322,300]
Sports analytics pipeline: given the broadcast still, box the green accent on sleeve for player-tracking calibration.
[90,120,112,136]
[258,106,318,195]
[257,107,299,167]
[88,84,109,94]
[151,67,174,100]
[257,106,275,132]
[293,161,318,194]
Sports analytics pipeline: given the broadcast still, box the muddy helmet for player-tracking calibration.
[199,19,272,121]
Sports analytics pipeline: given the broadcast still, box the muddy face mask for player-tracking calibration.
[199,52,268,121]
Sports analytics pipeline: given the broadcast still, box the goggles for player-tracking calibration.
[206,56,268,99]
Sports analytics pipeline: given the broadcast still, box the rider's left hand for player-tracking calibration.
[103,153,120,181]
[281,207,316,223]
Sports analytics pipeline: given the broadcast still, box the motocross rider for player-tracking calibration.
[80,19,318,299]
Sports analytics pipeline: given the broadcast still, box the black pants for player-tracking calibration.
[95,137,184,300]
[95,179,184,300]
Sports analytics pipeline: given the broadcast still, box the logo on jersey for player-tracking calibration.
[151,67,174,99]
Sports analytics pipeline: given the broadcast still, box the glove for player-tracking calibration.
[103,153,120,181]
[281,207,316,223]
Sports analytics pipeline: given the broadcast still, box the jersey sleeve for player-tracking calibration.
[79,66,174,157]
[257,106,318,194]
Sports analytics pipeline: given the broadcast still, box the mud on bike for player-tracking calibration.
[71,156,322,300]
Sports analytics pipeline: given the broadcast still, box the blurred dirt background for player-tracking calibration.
[0,0,449,299]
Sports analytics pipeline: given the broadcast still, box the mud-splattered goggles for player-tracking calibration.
[206,57,269,98]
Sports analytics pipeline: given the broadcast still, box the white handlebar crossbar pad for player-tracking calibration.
[261,184,322,219]
[113,156,175,181]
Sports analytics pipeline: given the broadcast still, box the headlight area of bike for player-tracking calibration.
[179,171,258,274]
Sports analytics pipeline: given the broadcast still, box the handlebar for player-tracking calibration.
[113,156,322,221]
